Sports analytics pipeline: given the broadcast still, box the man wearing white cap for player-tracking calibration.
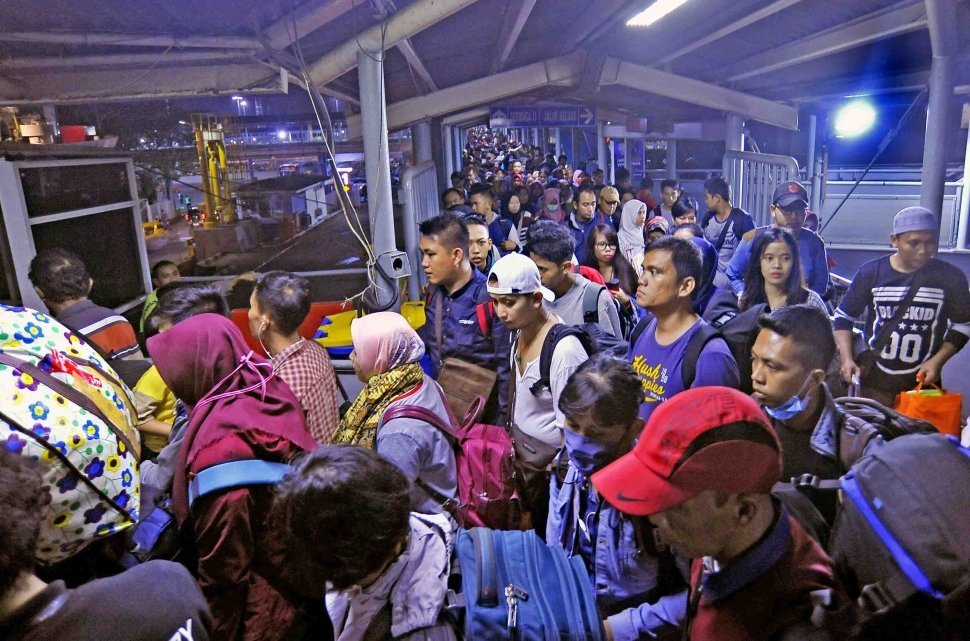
[834,206,970,405]
[487,252,590,534]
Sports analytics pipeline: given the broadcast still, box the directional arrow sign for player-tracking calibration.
[579,107,594,126]
[490,104,596,128]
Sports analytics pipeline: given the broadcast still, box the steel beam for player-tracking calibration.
[920,0,959,220]
[725,2,927,83]
[265,0,358,50]
[4,51,258,69]
[345,54,581,138]
[493,0,537,72]
[601,58,799,130]
[0,31,261,49]
[306,0,477,88]
[657,0,806,65]
[372,0,439,92]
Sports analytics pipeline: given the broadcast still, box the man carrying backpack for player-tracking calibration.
[528,220,623,339]
[700,177,755,290]
[751,305,885,523]
[487,253,590,535]
[628,237,739,423]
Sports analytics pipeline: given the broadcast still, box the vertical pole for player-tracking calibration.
[554,128,562,159]
[957,104,970,250]
[919,54,955,232]
[723,112,745,182]
[807,114,820,212]
[666,139,677,179]
[443,125,454,183]
[411,120,432,164]
[596,121,607,175]
[42,103,58,141]
[357,48,397,310]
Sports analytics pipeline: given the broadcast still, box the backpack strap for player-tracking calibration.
[532,325,593,396]
[476,301,495,337]
[629,315,652,348]
[187,460,291,510]
[681,323,721,389]
[581,283,607,324]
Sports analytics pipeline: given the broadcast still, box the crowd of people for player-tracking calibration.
[2,138,970,641]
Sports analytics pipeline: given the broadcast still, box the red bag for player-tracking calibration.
[895,380,963,437]
[382,395,521,530]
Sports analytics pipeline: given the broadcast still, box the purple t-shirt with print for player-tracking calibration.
[628,318,740,422]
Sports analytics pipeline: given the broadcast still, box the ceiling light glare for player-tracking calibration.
[627,0,690,27]
[834,100,876,138]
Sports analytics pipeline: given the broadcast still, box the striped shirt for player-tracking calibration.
[57,299,142,360]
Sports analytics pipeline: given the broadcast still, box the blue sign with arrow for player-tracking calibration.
[490,104,596,128]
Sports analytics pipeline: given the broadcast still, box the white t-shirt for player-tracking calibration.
[511,327,589,448]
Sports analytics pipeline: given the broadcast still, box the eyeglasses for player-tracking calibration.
[602,200,619,207]
[594,242,618,250]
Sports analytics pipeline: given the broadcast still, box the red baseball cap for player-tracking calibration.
[591,386,781,516]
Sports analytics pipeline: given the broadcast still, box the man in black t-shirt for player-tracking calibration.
[835,207,970,405]
[0,449,212,641]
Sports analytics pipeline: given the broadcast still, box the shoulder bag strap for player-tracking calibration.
[434,286,443,355]
[382,404,457,440]
[869,270,923,356]
[188,460,292,510]
[713,213,732,251]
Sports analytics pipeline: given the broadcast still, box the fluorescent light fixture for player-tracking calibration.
[834,100,876,138]
[627,0,690,27]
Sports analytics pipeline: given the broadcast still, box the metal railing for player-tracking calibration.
[724,150,800,226]
[399,160,440,300]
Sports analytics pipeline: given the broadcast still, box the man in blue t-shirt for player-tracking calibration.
[628,236,740,422]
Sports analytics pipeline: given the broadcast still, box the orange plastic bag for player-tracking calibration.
[895,380,963,437]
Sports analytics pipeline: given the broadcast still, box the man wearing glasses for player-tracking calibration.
[598,185,621,229]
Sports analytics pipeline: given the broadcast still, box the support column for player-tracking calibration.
[723,112,745,182]
[957,104,970,250]
[807,114,820,212]
[919,55,955,226]
[443,125,454,182]
[666,139,677,179]
[411,120,432,163]
[554,128,562,158]
[357,48,398,311]
[42,103,58,141]
[596,121,607,175]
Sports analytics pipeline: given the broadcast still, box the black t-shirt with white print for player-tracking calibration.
[834,255,970,393]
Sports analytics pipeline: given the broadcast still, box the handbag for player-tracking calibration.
[431,288,497,419]
[855,270,923,378]
[895,380,963,437]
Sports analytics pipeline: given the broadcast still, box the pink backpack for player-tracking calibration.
[382,395,521,530]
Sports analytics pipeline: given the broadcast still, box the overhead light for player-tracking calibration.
[833,100,876,138]
[231,95,244,101]
[627,0,690,27]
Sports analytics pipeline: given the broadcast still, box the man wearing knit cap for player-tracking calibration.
[834,206,970,406]
[592,386,845,641]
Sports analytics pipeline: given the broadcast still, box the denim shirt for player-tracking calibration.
[547,461,660,616]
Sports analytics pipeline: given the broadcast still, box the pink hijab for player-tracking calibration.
[350,312,425,377]
[541,187,566,224]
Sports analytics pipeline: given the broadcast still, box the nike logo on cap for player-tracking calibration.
[615,490,651,503]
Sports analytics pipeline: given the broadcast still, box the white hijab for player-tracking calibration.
[618,199,647,269]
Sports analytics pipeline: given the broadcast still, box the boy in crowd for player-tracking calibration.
[140,259,181,333]
[597,186,621,228]
[629,236,739,423]
[752,304,883,522]
[700,177,755,290]
[528,220,622,338]
[835,206,970,406]
[488,252,589,534]
[440,187,472,215]
[593,386,846,641]
[651,179,681,225]
[567,184,606,264]
[727,181,829,298]
[27,248,141,361]
[464,214,500,274]
[0,448,212,640]
[249,271,340,444]
[469,183,519,254]
[418,213,511,421]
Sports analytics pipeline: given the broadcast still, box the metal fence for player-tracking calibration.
[724,150,800,226]
[399,160,440,300]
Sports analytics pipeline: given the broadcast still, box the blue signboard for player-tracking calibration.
[491,104,596,128]
[613,139,625,170]
[630,139,645,182]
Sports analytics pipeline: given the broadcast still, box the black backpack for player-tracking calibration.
[815,433,970,641]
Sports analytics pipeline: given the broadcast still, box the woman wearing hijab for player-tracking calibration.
[618,199,648,275]
[689,236,719,316]
[540,186,566,224]
[333,312,457,516]
[148,313,318,641]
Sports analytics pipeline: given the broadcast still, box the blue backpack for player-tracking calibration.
[452,528,604,640]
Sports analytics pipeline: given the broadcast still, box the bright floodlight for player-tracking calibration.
[834,100,876,138]
[627,0,690,27]
[277,130,288,140]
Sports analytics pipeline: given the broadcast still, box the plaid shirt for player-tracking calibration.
[272,338,339,444]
